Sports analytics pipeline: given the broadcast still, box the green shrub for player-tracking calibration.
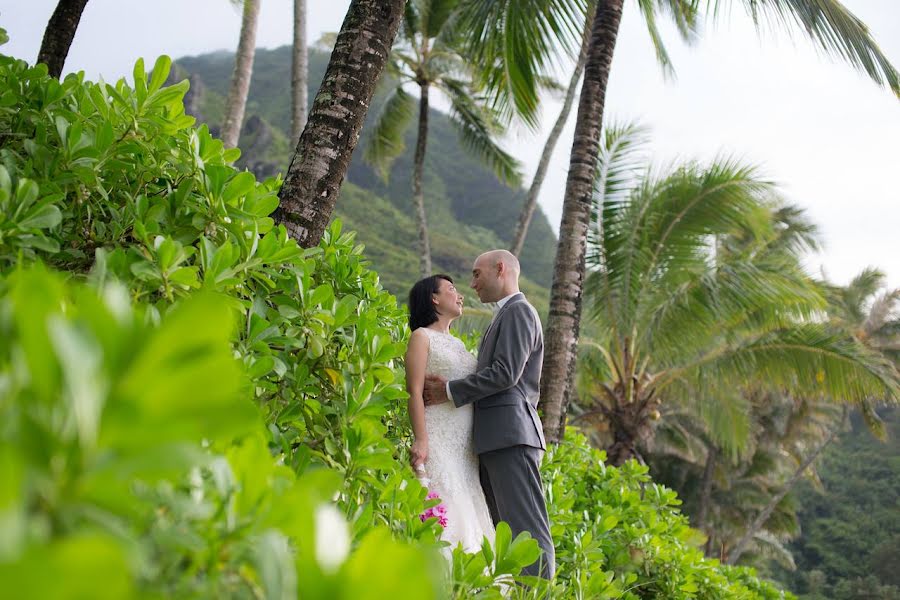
[544,432,794,599]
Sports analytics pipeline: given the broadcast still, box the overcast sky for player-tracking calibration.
[3,0,899,289]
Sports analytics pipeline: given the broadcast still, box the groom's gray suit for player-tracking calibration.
[448,292,555,579]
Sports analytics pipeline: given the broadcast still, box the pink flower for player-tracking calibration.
[419,491,448,529]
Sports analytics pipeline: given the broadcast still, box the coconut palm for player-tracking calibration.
[668,270,900,566]
[647,389,849,566]
[290,0,308,145]
[221,0,261,149]
[36,0,90,79]
[276,0,406,248]
[509,0,701,257]
[826,268,900,368]
[363,0,522,277]
[570,124,899,467]
[520,0,900,446]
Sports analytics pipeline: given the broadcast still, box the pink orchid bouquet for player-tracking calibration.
[420,491,448,528]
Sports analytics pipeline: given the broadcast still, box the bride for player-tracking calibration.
[405,274,495,553]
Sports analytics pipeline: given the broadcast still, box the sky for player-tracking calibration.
[3,0,899,290]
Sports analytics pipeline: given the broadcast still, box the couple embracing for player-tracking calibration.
[405,249,555,579]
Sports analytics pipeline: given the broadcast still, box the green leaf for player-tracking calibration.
[19,204,61,229]
[147,55,172,94]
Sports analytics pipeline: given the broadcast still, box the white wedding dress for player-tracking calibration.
[420,328,496,554]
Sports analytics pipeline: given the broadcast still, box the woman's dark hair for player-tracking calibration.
[408,274,454,331]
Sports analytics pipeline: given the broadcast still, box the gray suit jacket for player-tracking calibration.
[449,293,546,454]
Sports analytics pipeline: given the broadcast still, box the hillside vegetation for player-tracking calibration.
[173,46,559,311]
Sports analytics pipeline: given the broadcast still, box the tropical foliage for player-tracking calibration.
[0,52,794,598]
[574,123,899,466]
[771,409,900,599]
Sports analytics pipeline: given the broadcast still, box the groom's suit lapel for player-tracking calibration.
[478,293,524,358]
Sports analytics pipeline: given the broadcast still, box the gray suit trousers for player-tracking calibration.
[479,445,555,579]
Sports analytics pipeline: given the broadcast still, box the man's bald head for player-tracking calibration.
[471,249,521,303]
[477,249,520,275]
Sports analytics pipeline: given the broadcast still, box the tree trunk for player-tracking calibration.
[726,424,842,565]
[36,0,89,79]
[413,83,433,277]
[510,17,590,258]
[275,0,405,248]
[290,0,308,145]
[697,444,718,555]
[539,0,626,444]
[222,0,261,149]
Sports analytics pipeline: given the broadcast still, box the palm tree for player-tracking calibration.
[221,0,261,149]
[826,268,900,368]
[509,17,591,259]
[509,0,699,257]
[661,270,900,566]
[275,0,406,248]
[364,0,521,278]
[291,0,308,145]
[36,0,90,79]
[570,124,899,466]
[537,0,900,446]
[648,391,847,566]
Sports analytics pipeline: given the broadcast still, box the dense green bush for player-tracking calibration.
[0,49,791,598]
[542,433,792,599]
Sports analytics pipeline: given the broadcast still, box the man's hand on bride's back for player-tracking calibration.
[423,375,449,406]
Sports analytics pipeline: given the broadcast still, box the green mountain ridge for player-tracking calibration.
[173,45,558,311]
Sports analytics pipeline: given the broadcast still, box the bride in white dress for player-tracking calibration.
[405,274,495,553]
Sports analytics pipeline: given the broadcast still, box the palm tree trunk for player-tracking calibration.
[413,83,433,278]
[697,444,718,553]
[510,17,590,258]
[290,0,308,145]
[275,0,405,248]
[36,0,89,79]
[222,0,261,149]
[726,424,842,565]
[539,0,626,444]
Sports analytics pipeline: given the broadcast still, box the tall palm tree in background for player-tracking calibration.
[536,0,900,446]
[364,0,522,278]
[509,0,700,257]
[276,0,406,248]
[290,0,308,145]
[36,0,90,79]
[221,0,261,149]
[570,124,899,466]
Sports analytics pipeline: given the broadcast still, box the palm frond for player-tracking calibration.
[423,0,461,38]
[636,0,702,77]
[363,86,416,180]
[864,288,900,338]
[456,0,589,128]
[711,0,900,96]
[682,323,900,405]
[695,389,752,461]
[441,78,522,186]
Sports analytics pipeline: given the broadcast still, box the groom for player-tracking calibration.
[423,249,555,579]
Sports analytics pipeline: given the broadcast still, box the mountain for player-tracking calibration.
[172,46,559,312]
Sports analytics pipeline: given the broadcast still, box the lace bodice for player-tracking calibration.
[423,328,477,380]
[417,328,494,554]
